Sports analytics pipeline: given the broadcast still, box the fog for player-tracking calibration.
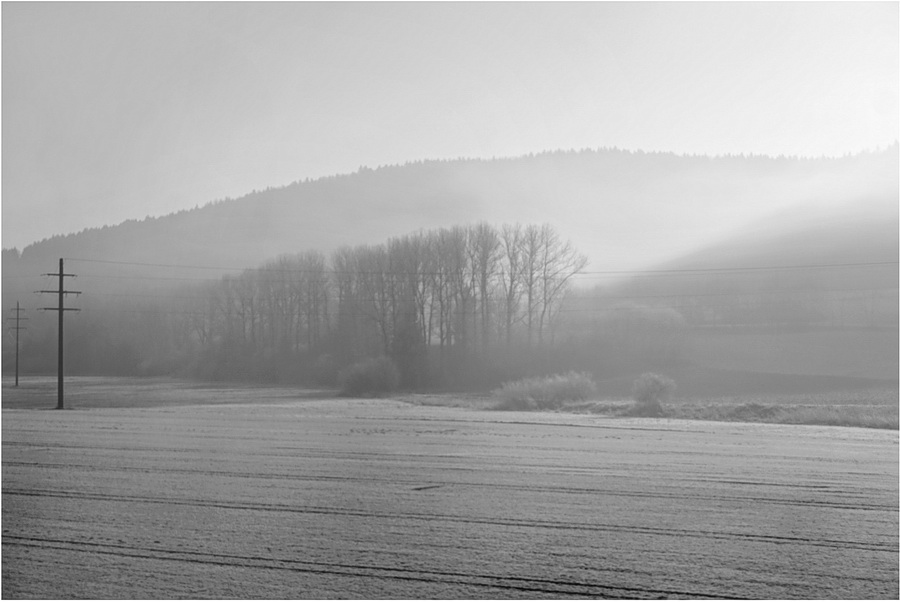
[3,3,897,251]
[3,4,898,599]
[2,2,897,399]
[3,165,896,397]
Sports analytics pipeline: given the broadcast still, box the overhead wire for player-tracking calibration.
[62,256,899,280]
[4,257,894,321]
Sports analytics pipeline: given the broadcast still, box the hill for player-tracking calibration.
[596,191,899,309]
[651,194,898,272]
[4,145,897,291]
[3,146,897,394]
[569,189,898,395]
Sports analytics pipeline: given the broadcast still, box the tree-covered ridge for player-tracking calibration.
[3,146,896,392]
[7,144,897,277]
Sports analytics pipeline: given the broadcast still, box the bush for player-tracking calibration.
[494,371,597,410]
[631,372,675,416]
[337,356,400,397]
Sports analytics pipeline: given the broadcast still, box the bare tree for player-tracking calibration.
[499,223,524,348]
[178,220,589,387]
[467,222,502,353]
[537,224,587,346]
[520,224,543,347]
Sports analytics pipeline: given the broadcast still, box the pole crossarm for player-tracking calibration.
[42,272,77,278]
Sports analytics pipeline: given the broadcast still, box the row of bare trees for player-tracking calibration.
[182,222,586,385]
[195,251,330,353]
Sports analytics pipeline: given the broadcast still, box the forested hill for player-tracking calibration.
[5,145,898,282]
[3,146,897,387]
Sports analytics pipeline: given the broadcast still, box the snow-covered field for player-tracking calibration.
[3,380,897,598]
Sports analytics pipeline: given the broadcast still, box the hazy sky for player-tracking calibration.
[2,2,898,250]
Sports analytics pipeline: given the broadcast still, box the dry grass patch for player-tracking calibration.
[667,389,898,429]
[492,372,597,410]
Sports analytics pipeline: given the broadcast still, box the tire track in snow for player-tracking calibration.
[3,535,741,599]
[4,394,897,599]
[5,487,895,553]
[4,460,893,512]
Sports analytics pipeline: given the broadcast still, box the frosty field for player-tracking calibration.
[2,379,898,599]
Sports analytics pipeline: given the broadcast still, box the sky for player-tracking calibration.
[2,2,898,251]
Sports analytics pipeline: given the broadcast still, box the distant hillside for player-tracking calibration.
[622,191,899,299]
[651,194,898,272]
[564,184,898,394]
[582,186,898,336]
[4,145,898,297]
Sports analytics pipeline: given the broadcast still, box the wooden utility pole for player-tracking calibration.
[39,259,80,409]
[6,302,27,386]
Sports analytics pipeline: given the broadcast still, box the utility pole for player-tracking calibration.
[6,302,27,386]
[39,259,80,409]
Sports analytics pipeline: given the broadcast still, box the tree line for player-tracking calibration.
[5,217,894,390]
[175,222,586,387]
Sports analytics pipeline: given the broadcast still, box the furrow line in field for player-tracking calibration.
[2,536,742,599]
[1,440,485,463]
[8,435,878,481]
[4,460,893,511]
[2,440,206,454]
[687,476,885,489]
[6,488,894,553]
[7,438,893,481]
[385,416,708,434]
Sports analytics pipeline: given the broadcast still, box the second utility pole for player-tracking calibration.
[40,258,80,409]
[7,302,27,386]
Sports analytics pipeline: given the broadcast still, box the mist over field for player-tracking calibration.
[3,146,897,401]
[3,3,898,599]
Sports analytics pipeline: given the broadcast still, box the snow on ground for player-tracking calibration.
[3,383,897,598]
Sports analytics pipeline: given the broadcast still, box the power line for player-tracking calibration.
[63,256,899,280]
[75,274,224,282]
[576,260,899,276]
[70,282,898,305]
[74,289,895,319]
[65,257,237,271]
[76,291,207,301]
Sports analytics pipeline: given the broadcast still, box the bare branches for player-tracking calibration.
[190,222,587,385]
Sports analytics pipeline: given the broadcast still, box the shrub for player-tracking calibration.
[728,402,782,421]
[631,372,675,416]
[337,356,400,397]
[493,371,597,410]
